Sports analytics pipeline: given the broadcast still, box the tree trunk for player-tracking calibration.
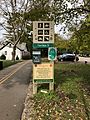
[12,46,16,61]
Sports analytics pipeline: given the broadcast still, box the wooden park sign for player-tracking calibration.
[33,21,55,94]
[33,63,54,82]
[33,21,54,48]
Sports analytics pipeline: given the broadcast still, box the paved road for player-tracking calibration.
[0,60,32,120]
[79,57,90,63]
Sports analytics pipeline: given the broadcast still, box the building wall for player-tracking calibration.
[15,48,22,60]
[0,46,22,60]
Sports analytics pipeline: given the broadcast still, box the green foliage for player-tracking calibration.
[0,54,6,60]
[3,60,22,68]
[34,91,58,102]
[70,14,90,53]
[16,55,19,60]
[54,34,69,53]
[22,54,31,60]
[27,0,53,21]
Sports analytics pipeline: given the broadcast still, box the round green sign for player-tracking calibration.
[48,47,57,60]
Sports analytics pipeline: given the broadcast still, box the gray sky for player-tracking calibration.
[0,29,5,40]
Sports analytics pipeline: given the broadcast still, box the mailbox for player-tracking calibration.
[32,51,41,64]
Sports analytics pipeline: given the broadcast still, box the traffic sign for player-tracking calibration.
[48,47,57,61]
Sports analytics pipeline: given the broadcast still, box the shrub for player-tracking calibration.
[22,54,30,60]
[0,54,6,60]
[16,55,19,60]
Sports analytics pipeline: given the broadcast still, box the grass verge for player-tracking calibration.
[24,62,90,120]
[2,60,22,69]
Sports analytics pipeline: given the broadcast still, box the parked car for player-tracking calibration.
[57,53,76,61]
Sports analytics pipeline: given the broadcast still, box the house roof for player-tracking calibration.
[0,41,26,51]
[0,41,10,50]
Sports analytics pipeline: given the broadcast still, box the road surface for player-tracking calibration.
[0,60,32,120]
[79,57,90,63]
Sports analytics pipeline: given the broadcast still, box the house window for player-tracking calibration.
[5,51,7,55]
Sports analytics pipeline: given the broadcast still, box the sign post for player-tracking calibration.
[32,21,55,94]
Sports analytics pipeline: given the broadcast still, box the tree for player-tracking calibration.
[0,0,90,33]
[69,14,90,54]
[0,0,90,60]
[0,0,30,61]
[24,0,53,21]
[54,34,69,54]
[53,0,90,30]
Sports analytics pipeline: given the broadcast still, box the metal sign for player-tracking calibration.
[33,43,53,48]
[33,21,54,44]
[32,51,41,64]
[48,47,57,61]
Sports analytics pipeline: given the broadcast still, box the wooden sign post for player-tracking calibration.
[32,21,56,94]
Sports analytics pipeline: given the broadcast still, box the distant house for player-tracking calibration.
[0,41,29,60]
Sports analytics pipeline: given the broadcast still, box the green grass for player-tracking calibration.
[54,62,90,118]
[30,62,90,120]
[2,60,22,68]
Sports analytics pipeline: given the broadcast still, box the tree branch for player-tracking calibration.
[56,7,90,16]
[0,23,12,36]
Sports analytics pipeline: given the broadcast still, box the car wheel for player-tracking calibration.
[61,59,63,61]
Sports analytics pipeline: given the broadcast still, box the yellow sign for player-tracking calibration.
[33,63,54,80]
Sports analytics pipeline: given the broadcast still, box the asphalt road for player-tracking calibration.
[79,57,90,63]
[0,60,32,120]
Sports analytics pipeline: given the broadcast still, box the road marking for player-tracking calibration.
[0,60,30,85]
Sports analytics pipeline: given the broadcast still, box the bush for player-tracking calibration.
[0,54,6,60]
[16,55,19,60]
[22,55,30,60]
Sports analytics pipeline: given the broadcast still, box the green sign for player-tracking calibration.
[48,47,57,60]
[33,43,53,48]
[34,79,53,83]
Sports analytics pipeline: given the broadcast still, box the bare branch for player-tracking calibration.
[18,0,25,12]
[0,5,8,16]
[0,23,12,36]
[56,7,90,17]
[3,0,10,13]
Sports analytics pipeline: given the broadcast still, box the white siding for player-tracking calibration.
[15,48,22,60]
[0,46,22,60]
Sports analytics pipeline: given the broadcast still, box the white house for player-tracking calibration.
[0,41,28,60]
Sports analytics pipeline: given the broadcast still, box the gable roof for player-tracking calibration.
[0,41,10,50]
[0,41,25,51]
